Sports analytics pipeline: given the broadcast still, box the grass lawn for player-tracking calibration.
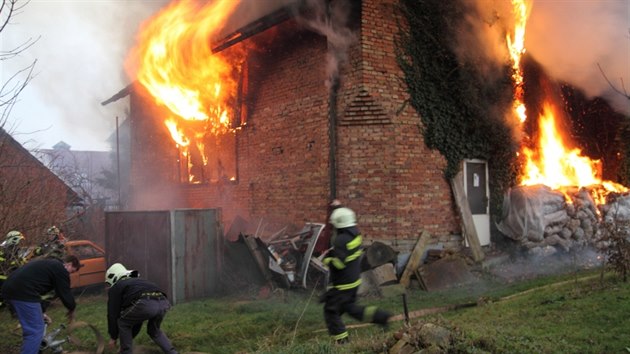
[1,268,629,353]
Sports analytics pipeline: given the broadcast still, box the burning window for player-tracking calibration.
[125,0,251,184]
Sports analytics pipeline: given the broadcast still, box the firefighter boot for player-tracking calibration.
[372,308,391,330]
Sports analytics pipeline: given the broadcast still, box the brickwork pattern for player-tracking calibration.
[127,3,463,248]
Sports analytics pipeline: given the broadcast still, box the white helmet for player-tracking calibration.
[2,230,25,247]
[105,263,138,286]
[329,207,357,229]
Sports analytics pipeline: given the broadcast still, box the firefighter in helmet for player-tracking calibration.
[1,230,27,278]
[320,207,391,344]
[1,230,27,309]
[105,263,177,354]
[34,225,66,260]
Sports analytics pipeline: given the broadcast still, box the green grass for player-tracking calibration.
[1,269,629,353]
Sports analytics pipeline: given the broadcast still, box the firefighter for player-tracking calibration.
[0,230,27,311]
[0,230,27,278]
[105,263,178,354]
[34,225,67,260]
[321,207,391,344]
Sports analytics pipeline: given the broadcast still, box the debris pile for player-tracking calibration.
[497,185,630,255]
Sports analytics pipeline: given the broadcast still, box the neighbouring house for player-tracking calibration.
[35,141,118,247]
[36,141,116,209]
[103,0,466,254]
[0,128,81,244]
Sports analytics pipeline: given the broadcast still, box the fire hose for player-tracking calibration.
[40,321,105,354]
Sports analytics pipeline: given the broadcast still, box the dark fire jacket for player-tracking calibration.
[1,258,75,311]
[323,226,363,290]
[107,277,166,339]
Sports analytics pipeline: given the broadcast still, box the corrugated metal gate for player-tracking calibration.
[105,209,223,304]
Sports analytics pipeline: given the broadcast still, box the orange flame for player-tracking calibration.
[127,0,245,183]
[519,103,627,202]
[506,0,530,124]
[521,103,601,188]
[508,0,627,202]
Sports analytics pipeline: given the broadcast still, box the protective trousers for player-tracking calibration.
[117,298,177,354]
[323,287,390,342]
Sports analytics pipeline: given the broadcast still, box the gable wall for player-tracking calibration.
[334,0,460,246]
[127,2,462,249]
[0,131,73,241]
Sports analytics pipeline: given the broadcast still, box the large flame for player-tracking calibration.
[520,102,602,189]
[508,0,627,201]
[127,0,245,183]
[507,0,530,124]
[519,102,627,202]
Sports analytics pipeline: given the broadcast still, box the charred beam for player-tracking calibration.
[211,7,294,53]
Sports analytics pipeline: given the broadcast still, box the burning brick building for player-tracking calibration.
[102,0,482,252]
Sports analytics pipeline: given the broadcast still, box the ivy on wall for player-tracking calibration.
[395,0,520,217]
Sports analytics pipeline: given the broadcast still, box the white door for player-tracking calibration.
[463,159,490,246]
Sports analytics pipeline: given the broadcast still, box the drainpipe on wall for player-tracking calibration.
[116,115,121,209]
[329,76,339,201]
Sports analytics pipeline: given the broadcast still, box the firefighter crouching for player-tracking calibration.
[321,207,391,344]
[105,263,178,354]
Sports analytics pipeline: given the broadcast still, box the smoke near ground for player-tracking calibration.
[1,0,167,151]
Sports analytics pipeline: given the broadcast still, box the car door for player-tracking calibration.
[67,242,106,288]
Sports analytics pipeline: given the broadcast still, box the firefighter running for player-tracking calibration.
[321,207,391,344]
[105,263,178,354]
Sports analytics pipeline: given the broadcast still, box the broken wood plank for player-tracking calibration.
[242,236,272,282]
[413,269,427,291]
[450,168,485,262]
[399,231,431,288]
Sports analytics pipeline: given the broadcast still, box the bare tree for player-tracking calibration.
[0,1,74,246]
[0,0,38,129]
[598,63,630,102]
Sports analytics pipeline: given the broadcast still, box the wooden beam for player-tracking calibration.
[450,169,485,262]
[399,231,431,288]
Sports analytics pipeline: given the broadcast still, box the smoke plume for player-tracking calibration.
[526,1,629,115]
[2,1,167,151]
[463,0,629,115]
[296,0,357,88]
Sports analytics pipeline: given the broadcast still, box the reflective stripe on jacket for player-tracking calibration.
[323,226,363,290]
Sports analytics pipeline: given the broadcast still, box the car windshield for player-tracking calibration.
[71,244,104,260]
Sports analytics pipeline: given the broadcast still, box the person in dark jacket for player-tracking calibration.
[105,263,177,354]
[321,207,391,344]
[1,255,80,354]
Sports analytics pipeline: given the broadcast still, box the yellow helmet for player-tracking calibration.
[2,230,25,247]
[329,207,357,229]
[105,263,138,286]
[47,226,61,236]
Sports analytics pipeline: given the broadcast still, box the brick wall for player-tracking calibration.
[336,0,460,249]
[127,1,463,252]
